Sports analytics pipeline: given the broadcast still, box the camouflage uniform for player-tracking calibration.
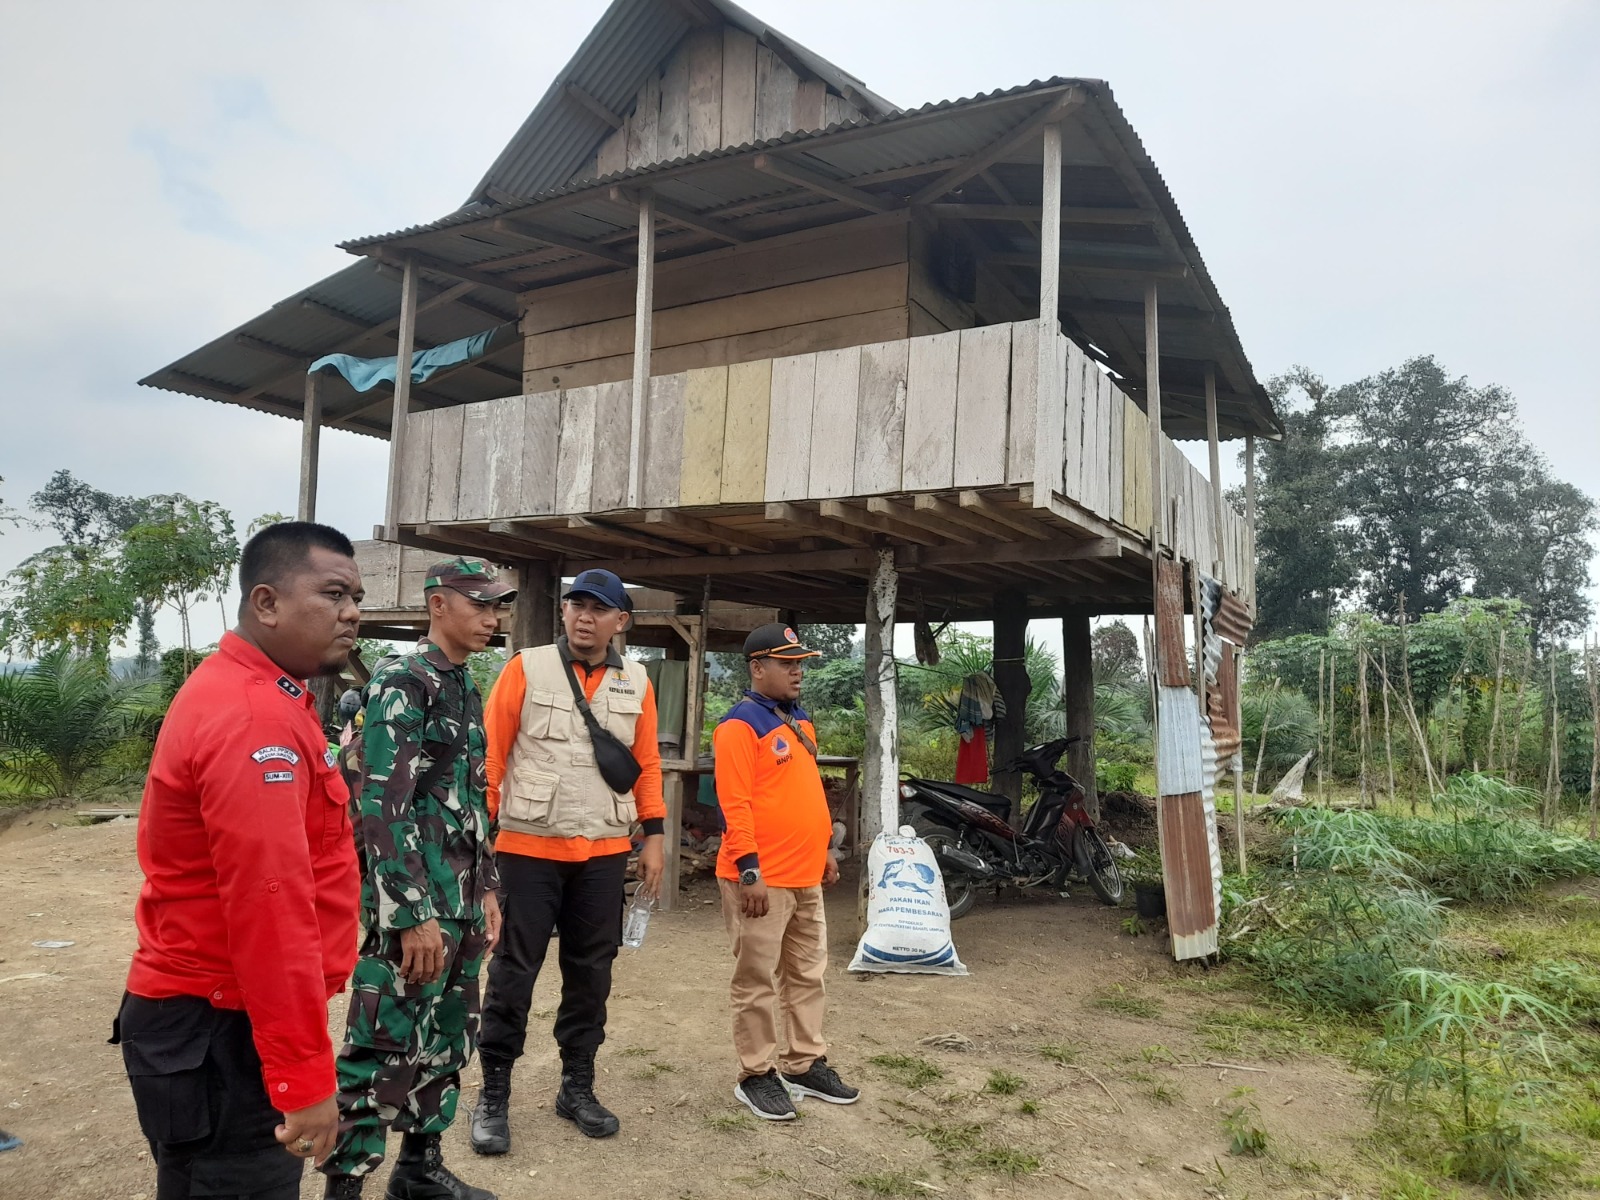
[321,627,501,1180]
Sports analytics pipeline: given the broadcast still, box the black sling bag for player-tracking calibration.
[562,657,644,794]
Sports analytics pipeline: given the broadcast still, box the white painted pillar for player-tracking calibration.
[859,547,900,929]
[298,371,321,522]
[383,256,420,541]
[627,192,656,508]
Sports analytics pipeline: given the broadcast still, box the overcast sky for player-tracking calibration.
[2,0,1596,657]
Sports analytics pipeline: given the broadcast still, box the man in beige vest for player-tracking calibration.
[470,569,665,1151]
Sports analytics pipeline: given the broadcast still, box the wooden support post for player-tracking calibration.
[298,372,322,521]
[1233,751,1247,875]
[1144,282,1164,550]
[1063,609,1097,820]
[1244,433,1257,532]
[1205,363,1224,576]
[859,547,899,931]
[1032,121,1063,511]
[991,589,1031,816]
[383,256,420,541]
[511,560,556,649]
[660,772,682,913]
[627,192,656,508]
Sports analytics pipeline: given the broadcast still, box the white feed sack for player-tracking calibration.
[849,826,968,976]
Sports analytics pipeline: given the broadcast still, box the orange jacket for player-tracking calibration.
[484,648,664,861]
[714,690,832,889]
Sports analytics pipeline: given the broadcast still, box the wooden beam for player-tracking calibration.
[567,515,696,556]
[644,509,776,553]
[752,153,896,213]
[1034,119,1064,512]
[910,91,1082,205]
[574,545,878,579]
[1145,282,1165,551]
[820,500,942,545]
[611,185,746,245]
[912,493,1028,542]
[628,190,655,508]
[564,82,625,129]
[926,202,1151,225]
[915,536,1120,569]
[512,560,556,649]
[1206,362,1225,576]
[865,497,979,545]
[383,257,419,540]
[958,490,1052,540]
[487,519,616,560]
[988,251,1190,280]
[298,372,321,521]
[492,217,633,266]
[763,502,870,546]
[234,333,306,363]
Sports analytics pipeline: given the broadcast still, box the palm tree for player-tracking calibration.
[0,649,160,798]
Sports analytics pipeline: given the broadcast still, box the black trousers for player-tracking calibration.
[478,851,627,1063]
[115,993,303,1200]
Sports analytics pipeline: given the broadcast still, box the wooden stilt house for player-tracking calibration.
[143,0,1279,958]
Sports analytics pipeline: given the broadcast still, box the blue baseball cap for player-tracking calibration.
[563,568,633,612]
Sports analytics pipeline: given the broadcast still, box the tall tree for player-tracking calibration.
[798,623,858,660]
[122,496,239,672]
[1334,356,1515,619]
[0,543,135,661]
[1250,367,1354,639]
[1091,620,1142,688]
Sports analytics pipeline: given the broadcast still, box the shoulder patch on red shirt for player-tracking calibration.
[262,770,295,784]
[275,676,305,700]
[251,745,300,765]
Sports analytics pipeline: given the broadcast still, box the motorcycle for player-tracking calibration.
[898,736,1124,919]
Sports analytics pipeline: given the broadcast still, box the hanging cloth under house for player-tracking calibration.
[953,671,1005,785]
[307,322,517,392]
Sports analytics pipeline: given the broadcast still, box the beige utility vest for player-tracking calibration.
[499,644,645,840]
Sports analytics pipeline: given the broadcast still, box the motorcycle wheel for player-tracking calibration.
[911,819,979,920]
[1074,827,1125,906]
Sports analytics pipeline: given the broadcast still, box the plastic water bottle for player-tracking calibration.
[622,890,655,948]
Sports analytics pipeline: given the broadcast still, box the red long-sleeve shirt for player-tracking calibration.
[127,632,360,1113]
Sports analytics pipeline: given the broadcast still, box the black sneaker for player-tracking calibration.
[733,1069,798,1121]
[782,1057,860,1105]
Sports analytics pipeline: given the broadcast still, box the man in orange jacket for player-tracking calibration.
[117,522,363,1199]
[470,569,665,1151]
[715,624,860,1121]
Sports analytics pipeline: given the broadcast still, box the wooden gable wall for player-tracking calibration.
[577,26,870,181]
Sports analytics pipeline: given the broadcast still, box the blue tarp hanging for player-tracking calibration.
[308,323,514,392]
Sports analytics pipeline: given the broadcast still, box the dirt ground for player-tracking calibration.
[0,808,1382,1200]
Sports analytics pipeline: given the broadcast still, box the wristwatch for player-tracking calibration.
[739,867,762,887]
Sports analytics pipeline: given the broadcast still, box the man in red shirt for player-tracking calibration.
[715,624,860,1121]
[117,522,363,1200]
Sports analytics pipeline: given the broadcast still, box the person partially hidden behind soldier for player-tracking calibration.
[116,521,363,1200]
[469,568,666,1152]
[319,559,514,1200]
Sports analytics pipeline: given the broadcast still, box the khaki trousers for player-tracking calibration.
[719,880,829,1081]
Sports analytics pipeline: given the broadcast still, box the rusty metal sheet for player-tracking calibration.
[1206,643,1241,762]
[1157,685,1204,795]
[1154,557,1190,687]
[1157,790,1219,959]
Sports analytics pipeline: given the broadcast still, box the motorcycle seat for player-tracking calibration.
[909,779,1012,819]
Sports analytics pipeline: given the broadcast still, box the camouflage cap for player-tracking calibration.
[424,557,518,603]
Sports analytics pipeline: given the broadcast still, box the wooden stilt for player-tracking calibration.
[992,588,1031,818]
[1062,610,1097,820]
[298,372,321,521]
[511,561,555,649]
[383,256,419,542]
[1205,363,1224,576]
[628,192,656,508]
[660,772,682,912]
[859,547,899,931]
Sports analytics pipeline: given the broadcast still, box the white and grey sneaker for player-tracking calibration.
[734,1069,799,1121]
[781,1057,860,1104]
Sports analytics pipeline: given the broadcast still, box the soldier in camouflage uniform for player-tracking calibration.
[320,559,515,1200]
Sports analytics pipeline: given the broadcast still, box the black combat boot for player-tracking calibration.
[385,1131,498,1200]
[468,1054,512,1156]
[554,1047,620,1138]
[324,1176,364,1199]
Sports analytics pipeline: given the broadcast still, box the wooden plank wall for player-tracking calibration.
[404,319,1259,602]
[520,217,911,393]
[580,24,868,182]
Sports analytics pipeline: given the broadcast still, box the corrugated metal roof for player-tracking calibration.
[468,0,897,205]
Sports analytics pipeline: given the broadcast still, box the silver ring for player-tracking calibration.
[296,1138,315,1155]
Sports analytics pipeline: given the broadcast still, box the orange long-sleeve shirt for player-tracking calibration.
[714,690,832,889]
[484,649,663,861]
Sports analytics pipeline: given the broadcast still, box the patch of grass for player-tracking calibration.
[1561,1099,1600,1140]
[1018,1099,1040,1115]
[908,1120,984,1152]
[969,1146,1042,1177]
[1121,913,1147,936]
[619,1046,657,1057]
[1222,1093,1269,1157]
[868,1053,945,1089]
[1150,1083,1180,1107]
[983,1069,1024,1096]
[1140,1043,1176,1064]
[850,1170,927,1197]
[1125,1069,1156,1084]
[704,1112,755,1132]
[637,1060,677,1079]
[1038,1041,1080,1064]
[1091,984,1162,1019]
